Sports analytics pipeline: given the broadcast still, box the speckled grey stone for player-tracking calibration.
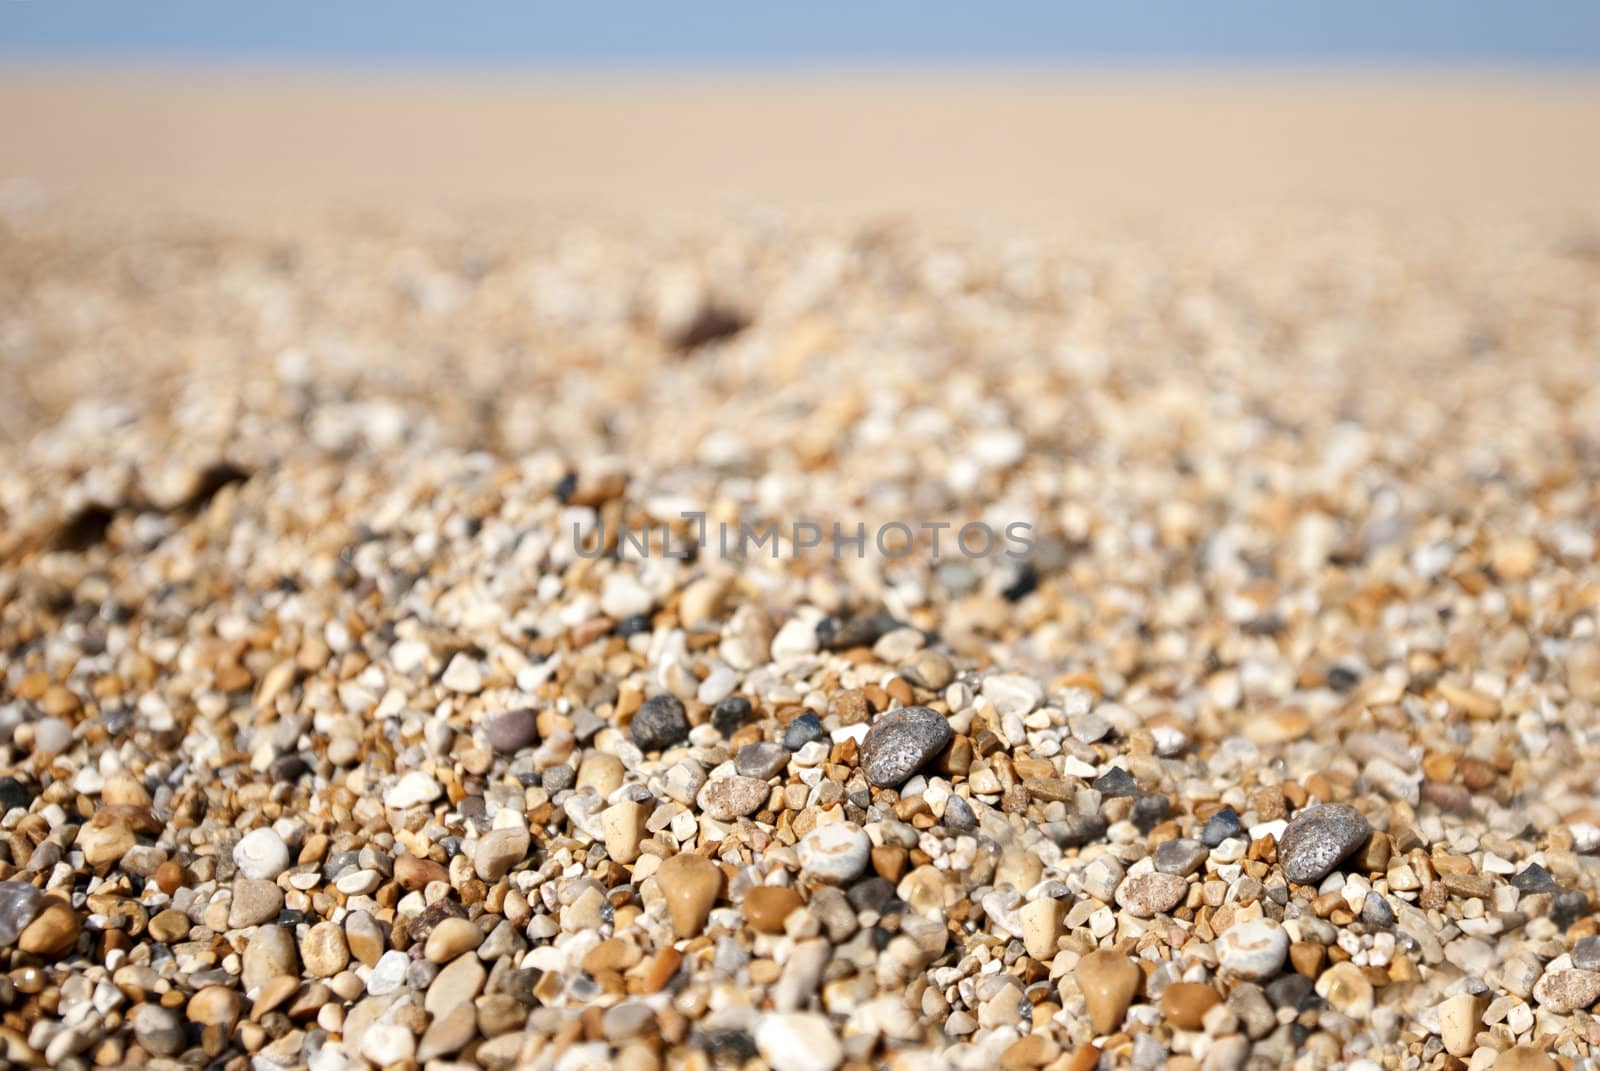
[736,742,788,780]
[1278,804,1372,884]
[0,880,45,947]
[1153,838,1208,876]
[630,694,690,751]
[858,706,952,788]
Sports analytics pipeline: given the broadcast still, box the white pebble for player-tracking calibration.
[232,828,290,881]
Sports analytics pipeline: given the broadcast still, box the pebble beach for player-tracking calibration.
[4,73,1600,1071]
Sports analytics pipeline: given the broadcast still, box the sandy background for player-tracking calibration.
[2,70,1599,233]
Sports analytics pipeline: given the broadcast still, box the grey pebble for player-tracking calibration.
[783,712,826,751]
[1361,891,1395,928]
[1277,803,1372,884]
[485,710,539,753]
[630,694,690,751]
[1574,935,1600,971]
[0,880,45,947]
[858,706,953,788]
[1153,838,1208,876]
[736,742,789,780]
[941,795,977,832]
[541,765,576,793]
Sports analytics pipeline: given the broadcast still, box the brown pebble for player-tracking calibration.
[1159,982,1221,1030]
[743,886,804,934]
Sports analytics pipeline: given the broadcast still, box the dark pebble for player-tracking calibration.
[846,876,898,914]
[1361,891,1395,928]
[857,706,952,787]
[1044,814,1109,848]
[500,968,542,1006]
[1326,665,1362,692]
[1511,863,1556,893]
[268,754,310,782]
[486,709,540,754]
[782,711,827,751]
[941,795,977,832]
[700,1028,758,1063]
[1201,807,1244,847]
[0,777,33,812]
[1552,889,1589,929]
[1574,935,1600,971]
[616,613,652,638]
[630,694,690,751]
[1265,973,1316,1011]
[710,695,752,738]
[816,609,901,651]
[1092,767,1138,798]
[1132,793,1171,832]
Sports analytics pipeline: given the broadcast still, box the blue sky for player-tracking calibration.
[3,2,1598,68]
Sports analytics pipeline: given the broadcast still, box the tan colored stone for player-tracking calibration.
[1073,949,1141,1036]
[655,852,722,938]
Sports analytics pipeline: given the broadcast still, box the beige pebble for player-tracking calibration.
[655,852,723,938]
[1074,949,1141,1036]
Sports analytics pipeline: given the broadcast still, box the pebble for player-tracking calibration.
[17,901,79,957]
[301,921,350,977]
[0,881,45,946]
[602,799,651,864]
[783,711,827,750]
[711,695,753,737]
[360,1023,416,1067]
[1019,897,1067,959]
[130,1004,186,1057]
[395,853,449,890]
[1277,804,1371,884]
[1316,961,1374,1017]
[384,769,443,808]
[1114,872,1188,917]
[858,707,953,788]
[233,828,291,881]
[1200,808,1244,846]
[736,741,789,779]
[754,1012,844,1071]
[425,950,487,1015]
[241,925,299,992]
[631,694,690,751]
[229,878,284,928]
[1532,969,1600,1013]
[1075,949,1142,1035]
[1161,982,1222,1030]
[744,886,804,934]
[425,917,484,963]
[1216,918,1289,980]
[368,950,411,995]
[1153,838,1208,876]
[32,717,73,756]
[798,822,872,884]
[187,985,242,1029]
[474,827,530,882]
[1439,991,1485,1056]
[697,776,771,820]
[485,709,539,753]
[656,852,722,937]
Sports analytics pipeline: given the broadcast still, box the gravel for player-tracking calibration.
[4,205,1600,1068]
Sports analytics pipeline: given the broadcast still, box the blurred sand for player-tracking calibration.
[2,70,1599,232]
